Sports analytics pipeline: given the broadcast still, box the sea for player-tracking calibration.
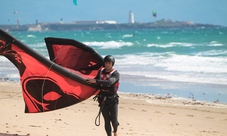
[0,27,227,104]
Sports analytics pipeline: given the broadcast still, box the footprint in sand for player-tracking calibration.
[129,108,135,110]
[169,112,175,115]
[119,106,124,109]
[201,130,219,134]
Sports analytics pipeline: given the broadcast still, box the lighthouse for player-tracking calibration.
[129,11,134,24]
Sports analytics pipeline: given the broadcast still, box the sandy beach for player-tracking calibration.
[0,82,227,136]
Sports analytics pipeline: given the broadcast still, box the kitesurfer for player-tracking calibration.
[86,55,120,136]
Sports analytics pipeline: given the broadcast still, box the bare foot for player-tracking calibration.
[114,132,118,136]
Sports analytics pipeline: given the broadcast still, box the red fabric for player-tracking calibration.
[12,44,97,113]
[52,44,99,77]
[0,37,102,113]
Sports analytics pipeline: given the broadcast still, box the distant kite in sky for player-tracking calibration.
[152,10,157,18]
[73,0,77,6]
[13,11,18,14]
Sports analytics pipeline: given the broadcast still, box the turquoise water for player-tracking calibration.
[1,27,227,103]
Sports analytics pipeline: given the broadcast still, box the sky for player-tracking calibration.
[0,0,227,26]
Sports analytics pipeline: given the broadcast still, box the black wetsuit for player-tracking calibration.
[95,69,120,136]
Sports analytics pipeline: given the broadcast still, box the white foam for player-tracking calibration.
[147,42,194,48]
[27,34,36,38]
[154,54,227,73]
[84,41,133,49]
[3,73,20,78]
[0,56,9,62]
[120,70,227,85]
[116,52,175,65]
[115,53,227,85]
[194,50,227,56]
[122,34,134,38]
[116,52,227,73]
[208,41,224,46]
[29,42,46,48]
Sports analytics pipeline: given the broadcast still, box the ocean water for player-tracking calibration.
[0,27,227,103]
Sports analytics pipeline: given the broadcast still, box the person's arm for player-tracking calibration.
[86,71,119,86]
[86,70,100,84]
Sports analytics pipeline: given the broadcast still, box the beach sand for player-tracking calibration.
[0,82,227,136]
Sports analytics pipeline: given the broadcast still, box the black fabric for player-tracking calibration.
[95,94,119,136]
[101,102,119,136]
[97,94,119,106]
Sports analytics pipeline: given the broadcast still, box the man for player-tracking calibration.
[86,55,120,136]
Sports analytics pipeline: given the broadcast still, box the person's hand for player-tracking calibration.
[86,78,96,84]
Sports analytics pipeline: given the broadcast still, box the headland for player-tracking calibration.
[0,19,223,32]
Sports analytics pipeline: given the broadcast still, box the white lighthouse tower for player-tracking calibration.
[129,11,134,24]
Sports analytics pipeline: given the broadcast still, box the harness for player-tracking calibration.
[99,68,119,92]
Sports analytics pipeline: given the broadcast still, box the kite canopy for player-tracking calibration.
[73,0,77,6]
[0,29,103,113]
[152,10,157,18]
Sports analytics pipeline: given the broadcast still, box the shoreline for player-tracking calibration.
[1,81,227,136]
[1,78,227,105]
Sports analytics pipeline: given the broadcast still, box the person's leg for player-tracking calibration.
[109,103,119,134]
[113,132,118,136]
[102,105,112,136]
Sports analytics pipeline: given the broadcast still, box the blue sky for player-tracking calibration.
[0,0,227,26]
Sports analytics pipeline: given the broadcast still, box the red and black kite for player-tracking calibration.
[0,29,104,113]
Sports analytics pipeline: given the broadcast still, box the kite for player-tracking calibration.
[152,10,157,18]
[73,0,77,6]
[0,29,104,113]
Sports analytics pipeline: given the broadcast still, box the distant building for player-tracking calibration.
[72,20,117,25]
[129,11,134,24]
[17,19,20,26]
[186,21,194,25]
[28,24,42,31]
[96,20,117,24]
